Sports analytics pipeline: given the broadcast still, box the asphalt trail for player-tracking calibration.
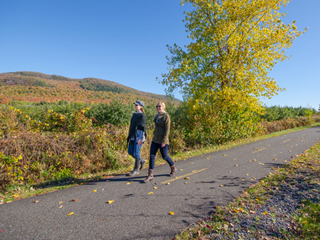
[1,126,319,240]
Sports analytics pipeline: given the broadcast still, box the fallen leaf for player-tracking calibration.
[185,177,190,180]
[148,192,153,195]
[241,179,245,181]
[253,159,257,162]
[234,209,239,213]
[126,182,131,185]
[246,174,249,176]
[235,164,238,167]
[263,211,268,215]
[0,229,5,233]
[93,190,97,192]
[68,212,74,216]
[190,162,193,164]
[153,187,157,189]
[59,205,63,208]
[206,224,212,228]
[220,185,223,187]
[107,200,114,204]
[59,201,63,204]
[71,199,78,202]
[169,211,174,215]
[179,169,183,171]
[223,154,227,156]
[34,200,39,203]
[273,159,277,161]
[166,183,170,185]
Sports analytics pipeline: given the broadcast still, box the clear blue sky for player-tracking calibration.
[0,0,319,110]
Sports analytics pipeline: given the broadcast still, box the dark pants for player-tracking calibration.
[149,141,174,170]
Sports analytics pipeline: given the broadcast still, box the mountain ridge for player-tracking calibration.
[0,71,179,105]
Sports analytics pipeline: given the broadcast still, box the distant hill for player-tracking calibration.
[0,71,179,105]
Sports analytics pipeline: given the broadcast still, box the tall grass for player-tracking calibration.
[0,101,318,190]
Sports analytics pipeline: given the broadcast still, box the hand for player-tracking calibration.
[138,139,143,145]
[161,143,165,148]
[127,137,130,143]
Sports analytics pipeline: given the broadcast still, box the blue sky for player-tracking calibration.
[0,0,319,110]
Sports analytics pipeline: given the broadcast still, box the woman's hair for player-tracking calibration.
[141,108,145,114]
[157,102,166,109]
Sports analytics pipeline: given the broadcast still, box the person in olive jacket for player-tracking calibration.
[144,101,176,182]
[127,100,147,176]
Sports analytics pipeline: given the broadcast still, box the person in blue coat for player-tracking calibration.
[127,100,147,176]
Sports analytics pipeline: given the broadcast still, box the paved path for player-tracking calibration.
[1,126,319,240]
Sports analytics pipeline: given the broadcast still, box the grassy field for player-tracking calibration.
[1,122,319,205]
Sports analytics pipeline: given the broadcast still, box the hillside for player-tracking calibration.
[0,71,178,105]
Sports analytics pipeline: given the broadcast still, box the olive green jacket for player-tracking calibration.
[152,112,170,145]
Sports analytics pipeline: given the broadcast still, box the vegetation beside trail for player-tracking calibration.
[0,99,318,203]
[175,141,320,240]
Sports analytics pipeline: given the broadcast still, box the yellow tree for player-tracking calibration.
[160,0,306,143]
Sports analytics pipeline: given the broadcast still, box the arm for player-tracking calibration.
[161,114,170,147]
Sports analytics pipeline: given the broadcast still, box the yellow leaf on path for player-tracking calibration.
[234,209,239,213]
[241,179,245,181]
[13,194,19,198]
[185,177,190,180]
[169,211,175,215]
[59,201,63,204]
[126,182,131,185]
[235,164,238,167]
[190,162,193,164]
[220,185,223,187]
[34,200,39,203]
[153,187,157,189]
[59,205,63,209]
[93,190,97,192]
[179,169,183,171]
[68,212,74,216]
[263,211,268,215]
[107,200,114,204]
[148,192,153,195]
[166,183,170,185]
[223,154,227,156]
[71,199,78,202]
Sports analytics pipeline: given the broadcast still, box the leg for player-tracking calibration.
[144,142,159,182]
[159,144,174,166]
[128,140,140,176]
[149,141,160,170]
[160,144,176,176]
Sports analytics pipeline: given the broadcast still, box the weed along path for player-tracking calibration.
[0,126,319,240]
